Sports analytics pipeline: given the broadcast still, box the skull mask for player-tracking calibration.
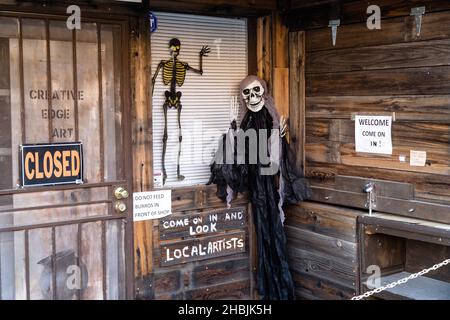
[242,80,265,112]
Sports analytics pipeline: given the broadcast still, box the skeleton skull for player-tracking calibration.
[169,38,181,57]
[242,80,265,112]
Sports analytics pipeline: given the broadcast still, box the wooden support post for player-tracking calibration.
[131,12,154,288]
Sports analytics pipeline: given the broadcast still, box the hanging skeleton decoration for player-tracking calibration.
[152,38,210,185]
[208,75,311,300]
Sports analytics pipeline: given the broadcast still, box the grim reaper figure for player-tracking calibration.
[208,75,311,300]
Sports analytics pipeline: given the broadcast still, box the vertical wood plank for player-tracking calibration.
[247,18,257,76]
[289,31,306,172]
[18,18,25,144]
[72,29,79,141]
[247,202,258,299]
[256,17,263,79]
[256,15,272,91]
[132,13,153,281]
[97,24,105,182]
[45,19,53,143]
[273,12,289,69]
[272,12,289,118]
[273,68,289,117]
[76,25,101,183]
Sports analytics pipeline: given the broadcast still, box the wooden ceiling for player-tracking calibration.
[289,0,340,9]
[150,0,277,17]
[285,0,450,31]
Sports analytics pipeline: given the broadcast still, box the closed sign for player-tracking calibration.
[20,143,83,187]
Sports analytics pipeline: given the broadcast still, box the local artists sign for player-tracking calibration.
[159,207,246,240]
[355,115,393,155]
[159,207,247,266]
[161,232,246,266]
[19,142,83,187]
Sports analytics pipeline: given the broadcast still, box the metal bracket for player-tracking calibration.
[363,182,377,215]
[328,19,340,46]
[410,6,426,37]
[351,112,396,122]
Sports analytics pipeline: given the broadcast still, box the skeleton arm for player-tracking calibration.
[186,46,211,75]
[151,61,165,95]
[280,116,288,138]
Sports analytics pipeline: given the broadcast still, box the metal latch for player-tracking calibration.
[363,182,376,215]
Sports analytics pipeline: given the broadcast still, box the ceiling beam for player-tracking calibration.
[150,0,277,17]
[290,0,341,10]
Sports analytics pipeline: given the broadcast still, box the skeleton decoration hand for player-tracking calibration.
[200,46,211,57]
[229,96,240,123]
[242,80,265,112]
[280,116,288,137]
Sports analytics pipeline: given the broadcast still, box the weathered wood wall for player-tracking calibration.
[303,7,450,203]
[287,0,450,31]
[285,1,450,300]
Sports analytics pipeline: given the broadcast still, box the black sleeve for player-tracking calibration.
[207,120,248,201]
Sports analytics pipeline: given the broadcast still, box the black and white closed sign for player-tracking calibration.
[20,142,83,187]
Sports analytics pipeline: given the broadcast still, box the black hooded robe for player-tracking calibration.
[208,106,310,300]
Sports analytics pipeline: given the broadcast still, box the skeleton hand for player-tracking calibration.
[200,46,211,57]
[230,96,240,124]
[280,116,288,138]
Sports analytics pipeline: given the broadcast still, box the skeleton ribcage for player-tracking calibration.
[163,60,186,87]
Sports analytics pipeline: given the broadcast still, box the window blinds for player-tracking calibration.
[151,12,248,188]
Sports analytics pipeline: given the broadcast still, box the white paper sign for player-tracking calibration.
[133,190,172,222]
[153,172,163,188]
[410,150,427,167]
[355,115,393,155]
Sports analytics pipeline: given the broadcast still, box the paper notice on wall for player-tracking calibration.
[410,150,427,167]
[355,115,393,155]
[153,172,163,188]
[133,190,172,222]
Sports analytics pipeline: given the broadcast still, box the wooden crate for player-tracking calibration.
[285,201,363,300]
[359,214,450,300]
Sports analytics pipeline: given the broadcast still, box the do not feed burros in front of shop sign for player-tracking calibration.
[355,115,393,155]
[133,190,172,222]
